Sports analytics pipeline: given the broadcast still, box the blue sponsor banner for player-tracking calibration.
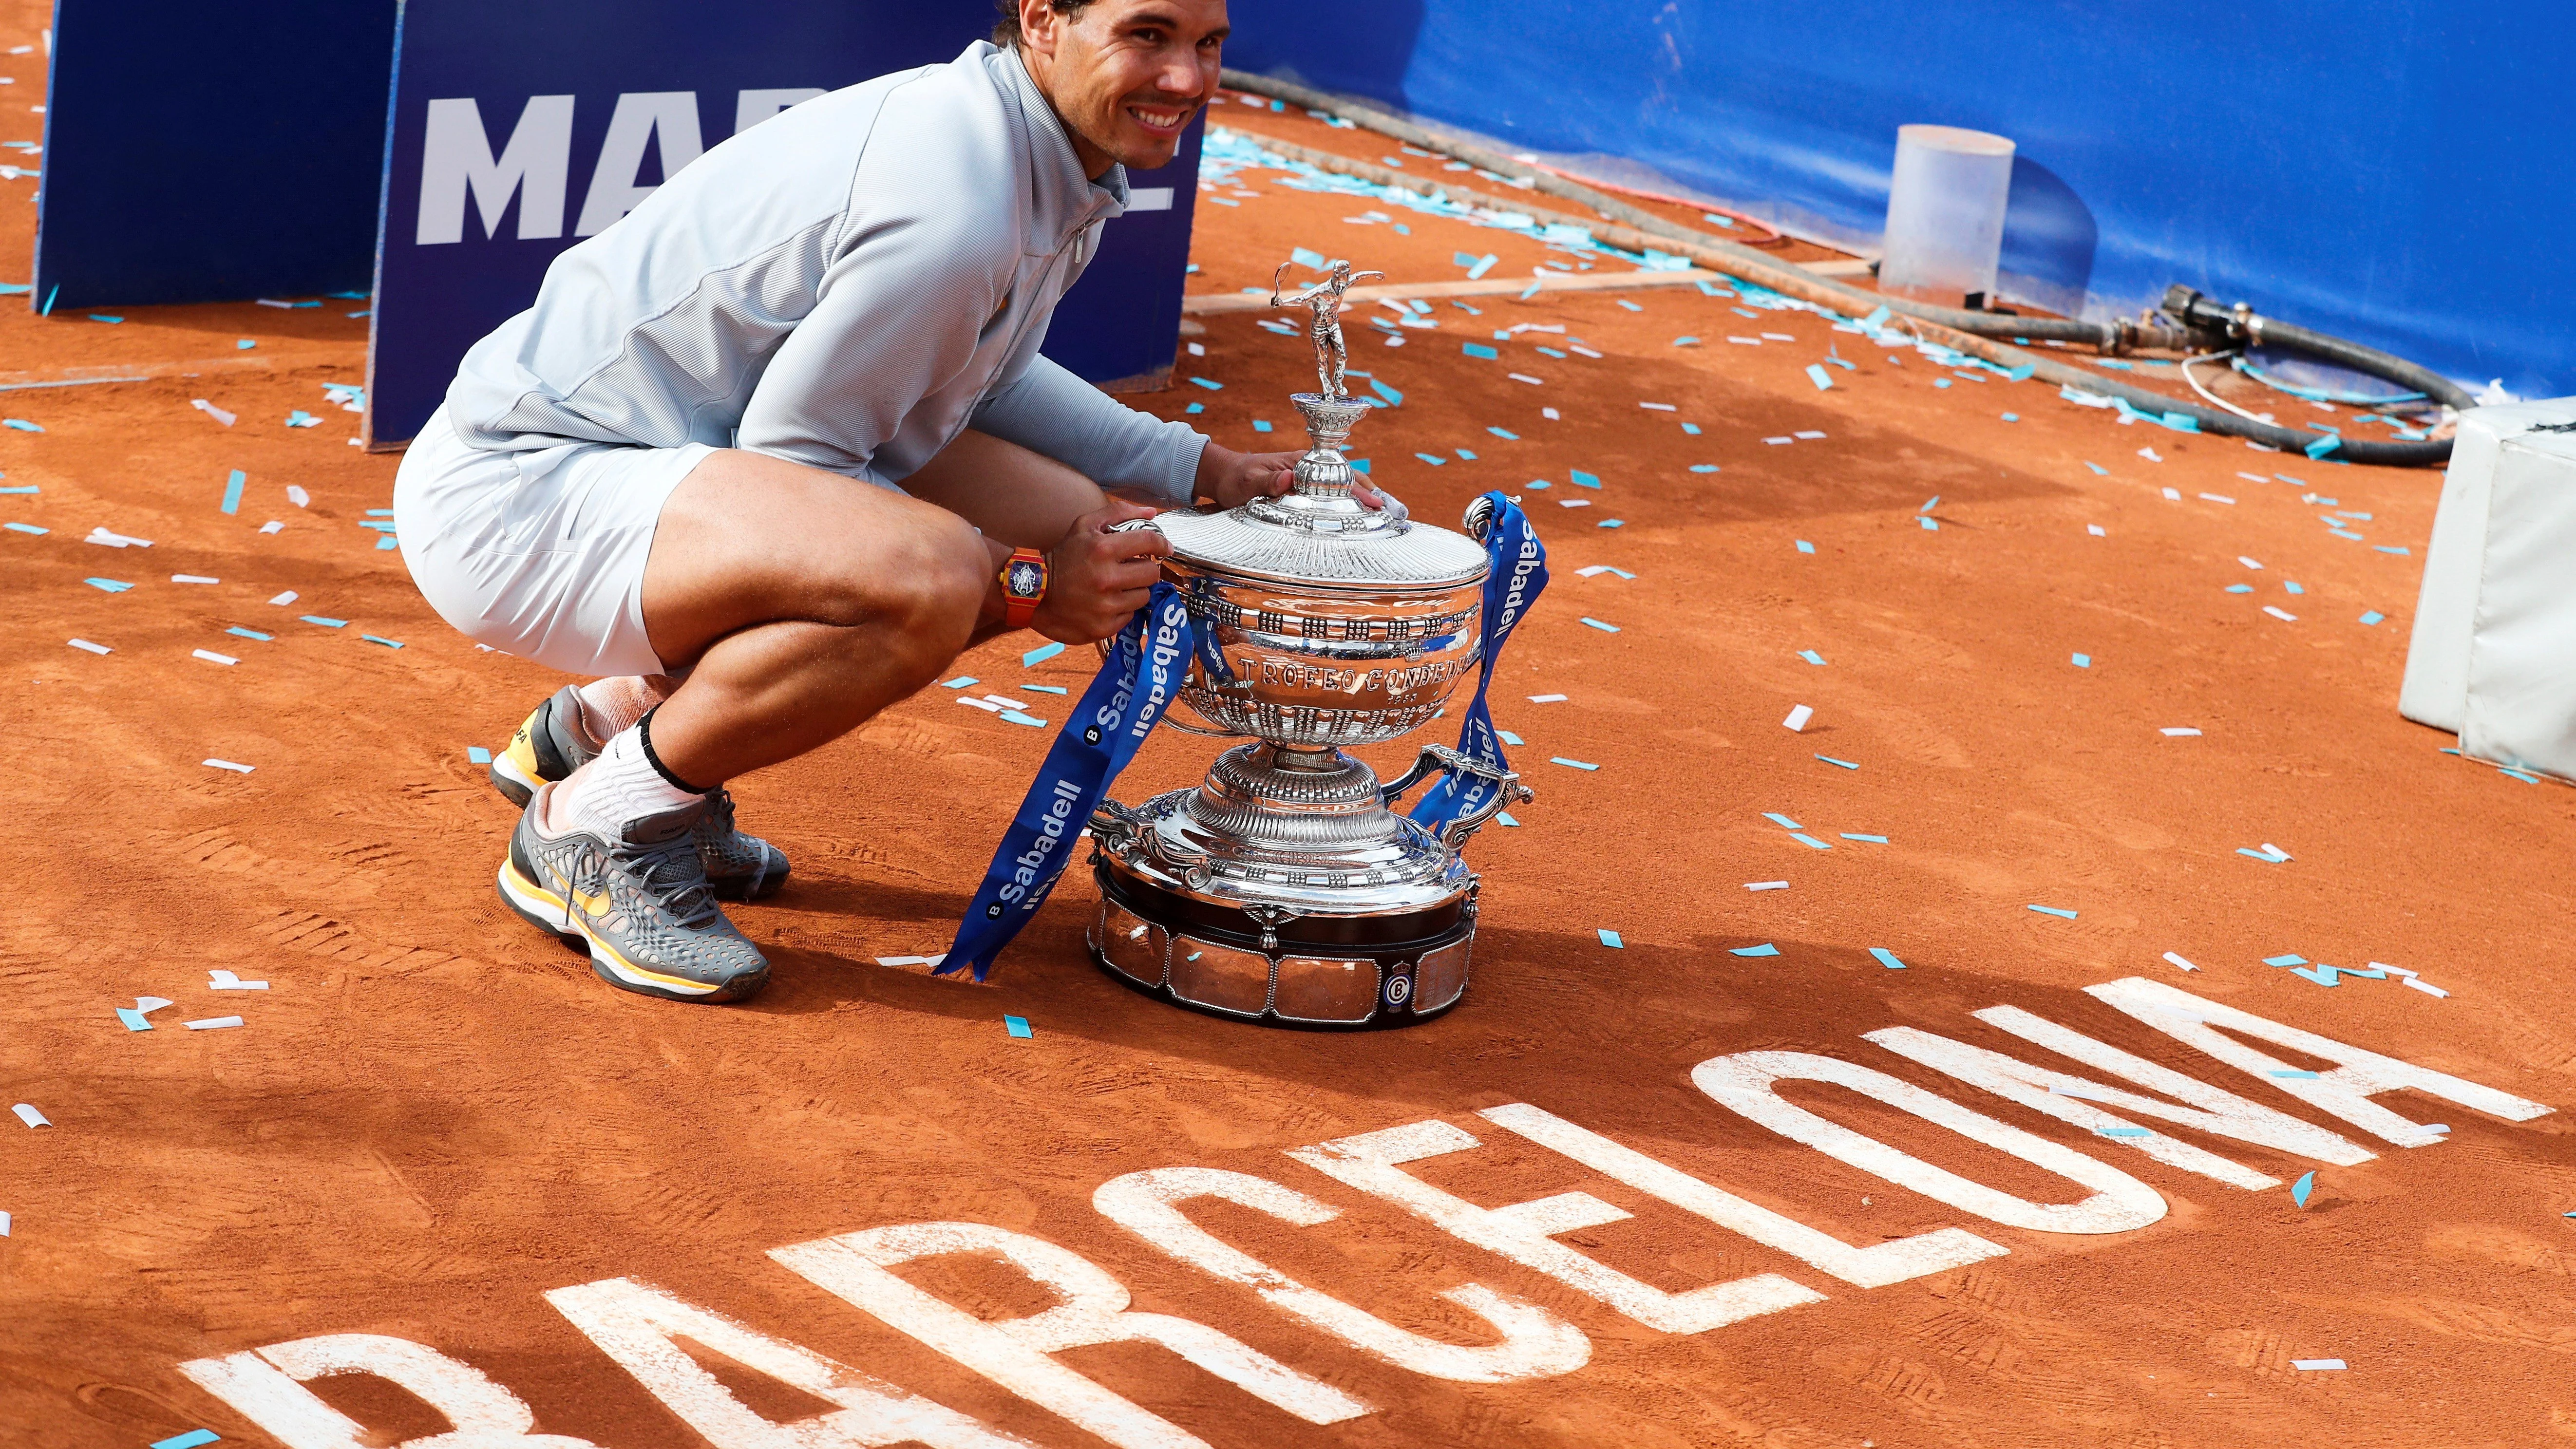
[30,0,396,310]
[368,0,1204,445]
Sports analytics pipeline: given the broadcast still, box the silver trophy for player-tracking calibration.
[1086,259,1530,1028]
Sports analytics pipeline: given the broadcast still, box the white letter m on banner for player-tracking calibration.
[417,95,575,245]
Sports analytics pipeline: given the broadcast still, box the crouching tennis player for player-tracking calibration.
[394,0,1326,1003]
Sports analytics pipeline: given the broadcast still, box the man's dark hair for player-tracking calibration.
[993,0,1098,47]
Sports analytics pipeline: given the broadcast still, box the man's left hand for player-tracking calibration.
[1196,442,1301,508]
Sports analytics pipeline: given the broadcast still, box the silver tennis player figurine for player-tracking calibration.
[1269,258,1383,401]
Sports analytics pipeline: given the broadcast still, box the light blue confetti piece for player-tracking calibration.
[1796,540,1815,554]
[1789,832,1833,850]
[357,520,397,531]
[462,745,494,766]
[2304,433,2342,459]
[1597,929,1624,948]
[1393,224,1411,235]
[2291,966,2339,987]
[1519,280,1542,300]
[1252,420,1272,433]
[1862,305,1891,328]
[2093,358,2133,370]
[1870,948,1907,970]
[1839,833,1888,843]
[1799,650,1827,665]
[2,418,42,432]
[236,339,256,350]
[2005,364,2035,382]
[2096,1127,2150,1138]
[1921,496,1940,511]
[1022,642,1065,666]
[1467,253,1498,280]
[220,468,245,515]
[1762,812,1801,829]
[2000,412,2019,422]
[1731,307,1759,319]
[2374,545,2410,556]
[152,1434,221,1449]
[224,627,270,641]
[1673,336,1701,347]
[0,484,34,493]
[1023,684,1068,695]
[1616,299,1644,313]
[1570,469,1600,489]
[4,522,46,534]
[1730,943,1780,958]
[1462,342,1498,360]
[1291,246,1327,268]
[1580,617,1619,633]
[1189,377,1222,391]
[1456,449,1477,462]
[1934,379,1952,389]
[84,578,132,593]
[1688,464,1720,473]
[1534,346,1567,358]
[1597,518,1624,528]
[1370,380,1402,407]
[361,634,403,649]
[2084,460,2108,475]
[301,615,346,628]
[2273,473,2306,486]
[1806,363,1833,391]
[1679,424,1703,439]
[2330,529,2364,540]
[1451,301,1481,314]
[940,676,979,689]
[376,535,399,549]
[2263,953,2307,966]
[1815,754,1859,770]
[117,1007,154,1031]
[1487,426,1518,440]
[1920,517,1938,530]
[2226,583,2254,593]
[1525,478,1551,489]
[2027,904,2078,919]
[1496,730,1524,746]
[999,710,1048,728]
[1004,1015,1033,1038]
[2072,653,2092,668]
[1496,811,1519,827]
[1551,757,1598,771]
[1414,452,1447,466]
[1185,402,1205,414]
[2290,1171,2315,1207]
[2359,610,2385,625]
[1350,459,1369,474]
[88,314,123,324]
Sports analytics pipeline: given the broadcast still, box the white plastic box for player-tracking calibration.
[2401,397,2576,778]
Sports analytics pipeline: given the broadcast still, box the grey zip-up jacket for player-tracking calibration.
[445,40,1205,499]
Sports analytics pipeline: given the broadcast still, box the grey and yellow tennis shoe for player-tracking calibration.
[497,787,771,1003]
[489,686,790,900]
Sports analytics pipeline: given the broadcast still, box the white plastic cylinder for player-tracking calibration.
[1878,124,2016,308]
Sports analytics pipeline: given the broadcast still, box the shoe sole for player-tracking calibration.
[490,698,789,901]
[489,752,544,809]
[495,858,769,1004]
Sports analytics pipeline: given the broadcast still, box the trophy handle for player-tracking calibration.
[1383,744,1534,854]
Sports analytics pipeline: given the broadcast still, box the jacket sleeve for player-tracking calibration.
[970,353,1207,502]
[730,205,1005,488]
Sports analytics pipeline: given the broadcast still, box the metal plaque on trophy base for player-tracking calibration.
[1085,261,1530,1029]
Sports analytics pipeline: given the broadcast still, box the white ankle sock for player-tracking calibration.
[547,724,703,839]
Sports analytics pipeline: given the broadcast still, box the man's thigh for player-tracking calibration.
[639,448,984,672]
[898,429,1122,550]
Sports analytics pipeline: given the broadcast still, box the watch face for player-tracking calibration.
[1005,559,1045,599]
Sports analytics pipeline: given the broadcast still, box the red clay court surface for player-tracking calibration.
[4,33,2574,1449]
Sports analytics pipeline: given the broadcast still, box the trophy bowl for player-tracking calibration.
[1086,378,1530,1030]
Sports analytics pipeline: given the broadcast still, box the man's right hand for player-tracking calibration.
[1031,498,1173,643]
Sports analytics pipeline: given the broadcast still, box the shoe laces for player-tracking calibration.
[608,832,721,930]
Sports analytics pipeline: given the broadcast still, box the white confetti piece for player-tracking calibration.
[1529,693,1567,703]
[67,639,111,655]
[208,970,268,991]
[12,1103,49,1128]
[203,758,254,773]
[190,399,237,427]
[259,521,283,534]
[2160,727,2202,736]
[172,574,217,584]
[268,590,297,605]
[2086,524,2106,536]
[2161,951,2200,973]
[286,485,310,507]
[2402,977,2448,998]
[2263,606,2298,621]
[1782,704,1813,732]
[954,696,1002,712]
[192,649,238,666]
[2137,447,2163,462]
[184,1016,244,1030]
[1744,881,1789,891]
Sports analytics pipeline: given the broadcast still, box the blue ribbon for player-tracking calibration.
[1407,491,1548,833]
[940,583,1196,981]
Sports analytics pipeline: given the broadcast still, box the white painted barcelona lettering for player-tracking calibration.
[179,1332,605,1449]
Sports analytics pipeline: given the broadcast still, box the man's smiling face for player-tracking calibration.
[1015,0,1228,178]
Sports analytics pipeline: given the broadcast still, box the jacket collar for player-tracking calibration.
[980,40,1129,236]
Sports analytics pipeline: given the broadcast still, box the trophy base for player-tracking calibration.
[1086,851,1477,1030]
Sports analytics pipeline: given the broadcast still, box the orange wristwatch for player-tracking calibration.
[999,547,1048,629]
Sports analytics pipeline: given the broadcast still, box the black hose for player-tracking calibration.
[2164,286,2474,412]
[1221,68,2460,467]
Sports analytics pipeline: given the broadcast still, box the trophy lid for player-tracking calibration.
[1154,392,1491,591]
